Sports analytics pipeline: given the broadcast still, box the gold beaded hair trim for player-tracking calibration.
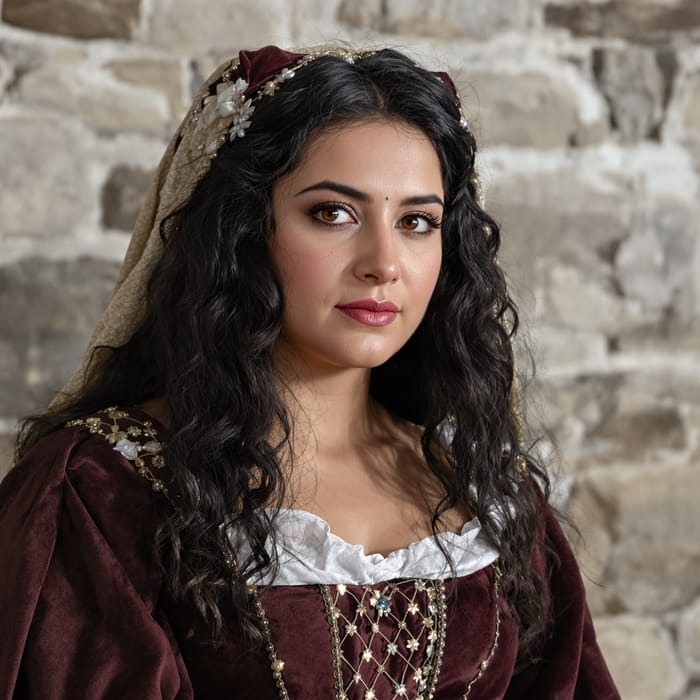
[193,49,376,152]
[185,46,476,192]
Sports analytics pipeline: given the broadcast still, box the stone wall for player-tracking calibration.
[1,1,698,697]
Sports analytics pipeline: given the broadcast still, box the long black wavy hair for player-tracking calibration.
[18,48,550,664]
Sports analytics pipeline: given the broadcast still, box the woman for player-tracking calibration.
[0,45,619,698]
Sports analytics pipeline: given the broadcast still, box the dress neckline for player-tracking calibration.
[232,506,500,586]
[264,506,475,559]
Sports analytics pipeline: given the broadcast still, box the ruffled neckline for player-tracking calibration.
[231,507,500,586]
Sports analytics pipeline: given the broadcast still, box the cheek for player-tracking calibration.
[408,244,443,299]
[271,238,339,302]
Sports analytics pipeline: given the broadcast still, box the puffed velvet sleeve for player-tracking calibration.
[505,503,620,699]
[0,417,193,699]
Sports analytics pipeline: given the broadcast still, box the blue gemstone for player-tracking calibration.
[377,596,390,611]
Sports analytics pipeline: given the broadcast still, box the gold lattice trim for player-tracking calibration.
[66,406,168,494]
[319,578,447,700]
[249,565,502,699]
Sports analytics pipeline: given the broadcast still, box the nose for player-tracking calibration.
[353,221,400,285]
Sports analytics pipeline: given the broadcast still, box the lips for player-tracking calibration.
[335,299,399,326]
[336,299,399,312]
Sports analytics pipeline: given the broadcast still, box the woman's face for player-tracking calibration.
[269,119,444,373]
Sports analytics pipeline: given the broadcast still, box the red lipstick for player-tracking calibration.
[335,299,399,326]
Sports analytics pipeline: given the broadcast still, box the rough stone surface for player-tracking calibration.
[16,64,169,137]
[538,264,629,335]
[0,53,11,98]
[583,404,686,466]
[679,597,700,678]
[615,199,698,319]
[0,39,45,103]
[290,0,346,42]
[567,479,613,615]
[541,369,695,471]
[0,258,119,417]
[0,117,95,239]
[487,169,628,311]
[107,57,189,127]
[101,166,154,232]
[0,433,15,478]
[528,323,608,371]
[592,47,667,142]
[1,0,141,40]
[338,0,534,38]
[545,0,700,43]
[584,466,700,614]
[147,0,290,54]
[684,71,700,141]
[0,38,84,86]
[336,0,383,30]
[595,616,686,700]
[537,373,623,464]
[460,70,604,148]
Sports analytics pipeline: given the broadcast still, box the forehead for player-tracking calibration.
[277,119,444,198]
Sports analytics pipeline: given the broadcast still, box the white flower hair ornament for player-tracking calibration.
[200,78,255,153]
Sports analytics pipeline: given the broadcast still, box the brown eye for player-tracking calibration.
[310,204,354,225]
[320,207,340,222]
[397,212,441,234]
[401,215,420,230]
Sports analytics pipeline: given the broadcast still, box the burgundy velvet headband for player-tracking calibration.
[236,45,462,105]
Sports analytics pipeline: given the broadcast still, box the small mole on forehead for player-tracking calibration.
[385,196,389,201]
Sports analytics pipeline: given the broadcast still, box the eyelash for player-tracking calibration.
[409,211,443,231]
[308,202,442,235]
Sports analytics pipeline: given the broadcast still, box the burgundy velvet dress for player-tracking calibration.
[0,407,619,699]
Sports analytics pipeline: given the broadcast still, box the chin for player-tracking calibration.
[334,347,405,370]
[279,331,413,371]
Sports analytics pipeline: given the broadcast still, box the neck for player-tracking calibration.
[272,343,385,463]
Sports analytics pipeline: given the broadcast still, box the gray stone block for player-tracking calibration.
[679,597,700,678]
[16,64,170,138]
[339,0,535,38]
[107,57,189,125]
[101,165,154,232]
[545,0,700,43]
[1,0,141,40]
[0,257,119,417]
[146,0,290,54]
[463,69,606,148]
[0,117,95,239]
[595,616,685,700]
[603,466,700,614]
[593,47,671,142]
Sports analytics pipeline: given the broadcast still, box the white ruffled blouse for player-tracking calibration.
[231,508,500,586]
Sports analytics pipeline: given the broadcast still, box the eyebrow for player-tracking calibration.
[294,180,444,208]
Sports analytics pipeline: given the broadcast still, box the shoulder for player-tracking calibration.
[63,405,171,495]
[0,410,191,697]
[1,405,173,530]
[0,406,174,603]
